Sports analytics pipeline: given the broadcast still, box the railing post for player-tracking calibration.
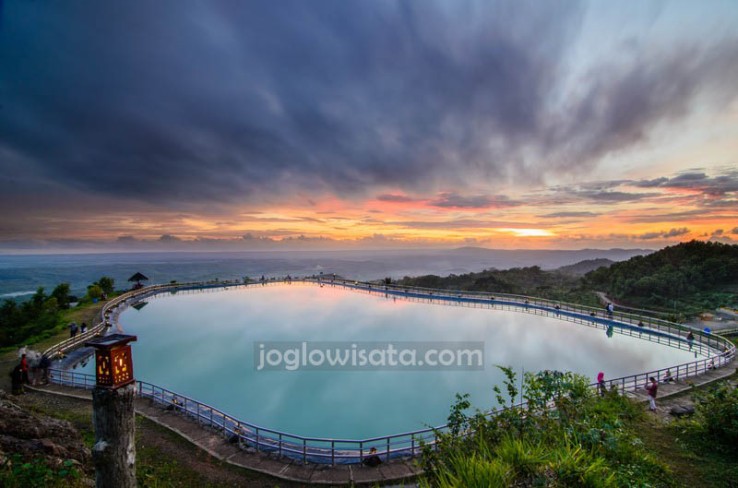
[331,440,335,466]
[303,439,307,464]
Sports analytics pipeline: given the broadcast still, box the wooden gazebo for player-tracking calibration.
[128,272,149,290]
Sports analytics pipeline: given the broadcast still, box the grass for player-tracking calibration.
[633,402,738,488]
[134,416,300,487]
[629,365,738,488]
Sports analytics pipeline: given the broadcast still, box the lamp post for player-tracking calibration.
[85,334,138,488]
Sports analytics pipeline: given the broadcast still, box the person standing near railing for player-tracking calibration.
[597,371,606,396]
[646,377,658,412]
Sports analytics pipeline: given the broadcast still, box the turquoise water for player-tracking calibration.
[86,284,697,439]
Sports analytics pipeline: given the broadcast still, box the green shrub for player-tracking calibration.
[420,367,670,487]
[0,455,80,488]
[694,383,738,449]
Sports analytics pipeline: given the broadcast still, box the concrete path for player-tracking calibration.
[27,383,421,486]
[29,358,734,485]
[626,360,736,407]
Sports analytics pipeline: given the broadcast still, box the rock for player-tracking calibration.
[0,391,91,471]
[669,405,695,417]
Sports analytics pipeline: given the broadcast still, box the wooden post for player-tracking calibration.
[92,383,137,487]
[86,334,138,488]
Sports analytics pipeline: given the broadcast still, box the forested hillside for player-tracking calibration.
[397,266,599,306]
[397,241,738,315]
[584,240,738,314]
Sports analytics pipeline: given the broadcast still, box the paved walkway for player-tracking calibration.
[29,359,735,486]
[27,383,421,486]
[626,360,736,405]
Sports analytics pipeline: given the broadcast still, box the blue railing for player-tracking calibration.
[45,278,736,465]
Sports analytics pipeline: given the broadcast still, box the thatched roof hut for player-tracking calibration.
[128,272,149,286]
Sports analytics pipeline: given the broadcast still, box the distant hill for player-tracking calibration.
[556,258,615,276]
[584,240,738,314]
[396,265,598,306]
[397,241,738,316]
[447,247,650,270]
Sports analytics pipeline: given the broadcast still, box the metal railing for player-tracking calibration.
[45,277,736,465]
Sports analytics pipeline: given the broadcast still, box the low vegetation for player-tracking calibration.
[421,365,738,487]
[420,367,673,487]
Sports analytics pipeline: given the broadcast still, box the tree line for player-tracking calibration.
[584,240,738,314]
[0,276,116,349]
[398,240,738,315]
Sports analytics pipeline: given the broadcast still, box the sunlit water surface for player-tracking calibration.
[81,285,697,439]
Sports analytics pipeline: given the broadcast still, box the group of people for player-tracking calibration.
[597,371,663,412]
[9,346,51,395]
[68,321,88,338]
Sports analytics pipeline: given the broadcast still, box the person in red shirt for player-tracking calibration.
[646,377,658,411]
[20,354,29,385]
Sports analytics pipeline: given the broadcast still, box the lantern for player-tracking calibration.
[85,334,137,389]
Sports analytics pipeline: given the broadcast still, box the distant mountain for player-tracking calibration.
[447,247,650,270]
[556,258,615,276]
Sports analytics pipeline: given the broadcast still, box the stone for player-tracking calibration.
[669,405,695,417]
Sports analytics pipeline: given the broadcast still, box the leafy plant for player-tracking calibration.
[420,367,671,487]
[693,383,738,449]
[0,454,80,488]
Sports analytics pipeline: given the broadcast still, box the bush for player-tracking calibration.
[97,276,115,296]
[694,383,738,449]
[420,367,670,487]
[0,455,80,488]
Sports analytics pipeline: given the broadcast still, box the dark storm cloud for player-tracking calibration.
[389,219,535,230]
[544,169,738,209]
[636,227,690,240]
[633,170,738,196]
[376,194,418,203]
[542,211,599,218]
[547,186,659,203]
[428,192,519,209]
[1,0,738,207]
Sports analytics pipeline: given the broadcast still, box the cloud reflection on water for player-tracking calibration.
[107,285,697,438]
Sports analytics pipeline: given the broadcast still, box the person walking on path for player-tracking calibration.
[38,354,51,384]
[646,377,658,411]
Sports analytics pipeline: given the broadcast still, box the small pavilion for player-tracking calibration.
[128,272,149,290]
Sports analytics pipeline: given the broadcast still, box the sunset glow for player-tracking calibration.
[1,1,737,252]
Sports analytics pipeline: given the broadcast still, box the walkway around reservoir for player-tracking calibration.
[30,358,737,485]
[38,278,737,484]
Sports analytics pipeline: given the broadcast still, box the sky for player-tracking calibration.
[1,0,737,253]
